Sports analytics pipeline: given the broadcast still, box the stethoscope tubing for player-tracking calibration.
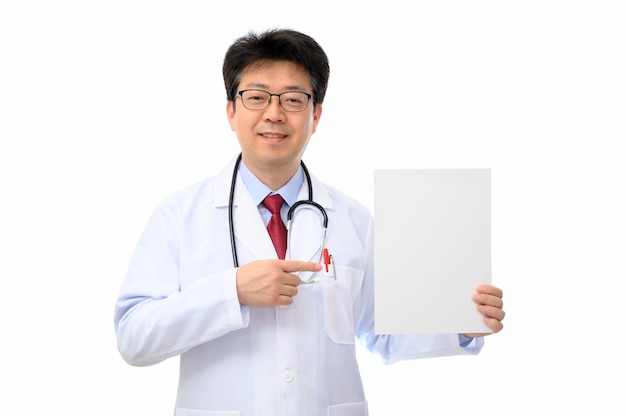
[229,153,328,267]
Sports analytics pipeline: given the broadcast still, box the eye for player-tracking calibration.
[280,92,310,111]
[284,95,304,105]
[247,93,266,101]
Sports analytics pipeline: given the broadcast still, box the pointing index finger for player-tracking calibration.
[282,260,323,273]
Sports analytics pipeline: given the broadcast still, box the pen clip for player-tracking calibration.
[329,254,336,280]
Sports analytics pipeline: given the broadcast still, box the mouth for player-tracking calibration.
[260,133,287,140]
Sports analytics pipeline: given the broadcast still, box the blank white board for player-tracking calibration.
[374,169,492,334]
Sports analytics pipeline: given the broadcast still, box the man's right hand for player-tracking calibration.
[236,259,323,306]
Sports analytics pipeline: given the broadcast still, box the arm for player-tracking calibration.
[113,203,247,367]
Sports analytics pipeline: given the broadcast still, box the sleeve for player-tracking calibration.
[113,201,249,367]
[354,213,484,365]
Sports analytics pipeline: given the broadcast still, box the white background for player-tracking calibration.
[1,1,624,415]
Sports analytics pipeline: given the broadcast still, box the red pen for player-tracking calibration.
[323,248,330,272]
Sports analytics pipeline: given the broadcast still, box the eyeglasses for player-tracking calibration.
[236,89,313,112]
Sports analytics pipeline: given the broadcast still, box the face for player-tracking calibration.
[227,60,323,177]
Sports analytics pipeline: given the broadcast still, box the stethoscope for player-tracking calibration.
[229,153,328,268]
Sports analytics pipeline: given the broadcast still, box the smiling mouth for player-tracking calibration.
[261,133,287,139]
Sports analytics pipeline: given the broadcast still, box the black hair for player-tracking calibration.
[222,28,330,106]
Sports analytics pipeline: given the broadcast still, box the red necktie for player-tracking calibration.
[262,194,287,259]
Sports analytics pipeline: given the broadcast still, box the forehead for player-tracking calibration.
[239,60,311,91]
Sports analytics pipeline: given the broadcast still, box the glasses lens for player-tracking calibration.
[241,90,270,110]
[280,92,309,112]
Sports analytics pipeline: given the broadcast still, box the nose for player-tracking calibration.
[262,96,286,122]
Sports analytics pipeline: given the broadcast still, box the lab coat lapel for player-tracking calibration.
[215,158,276,263]
[233,178,277,262]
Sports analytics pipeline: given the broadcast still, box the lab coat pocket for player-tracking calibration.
[175,408,240,416]
[328,400,369,415]
[321,265,364,345]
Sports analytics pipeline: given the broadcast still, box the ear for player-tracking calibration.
[311,104,323,134]
[226,101,236,131]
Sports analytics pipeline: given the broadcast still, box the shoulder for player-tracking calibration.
[156,157,237,213]
[153,176,218,219]
[320,180,373,224]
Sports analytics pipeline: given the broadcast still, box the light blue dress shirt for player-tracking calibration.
[238,161,304,226]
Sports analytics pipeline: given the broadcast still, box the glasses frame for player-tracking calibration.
[236,89,314,112]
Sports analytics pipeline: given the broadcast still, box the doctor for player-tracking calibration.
[114,28,505,416]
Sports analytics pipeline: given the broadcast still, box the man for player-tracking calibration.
[114,28,505,415]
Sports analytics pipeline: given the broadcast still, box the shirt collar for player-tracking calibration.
[238,161,304,208]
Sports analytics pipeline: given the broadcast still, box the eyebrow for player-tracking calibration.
[244,82,307,92]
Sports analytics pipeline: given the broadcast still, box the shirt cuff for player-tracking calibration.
[459,334,474,348]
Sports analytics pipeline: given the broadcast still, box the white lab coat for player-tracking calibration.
[114,157,483,416]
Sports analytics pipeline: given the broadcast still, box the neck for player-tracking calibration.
[241,156,300,191]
